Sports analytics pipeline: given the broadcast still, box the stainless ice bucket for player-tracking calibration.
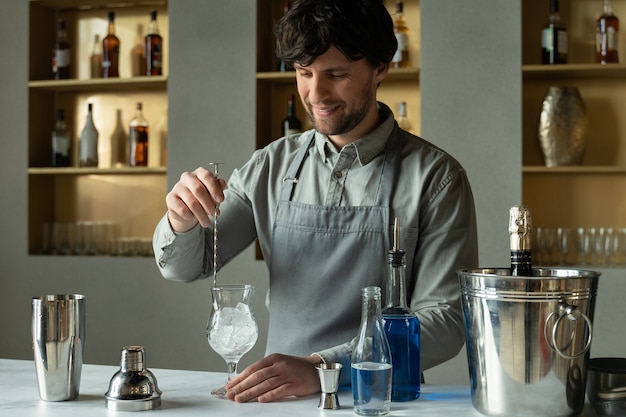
[459,268,600,417]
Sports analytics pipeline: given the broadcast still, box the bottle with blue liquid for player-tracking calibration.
[382,218,421,401]
[351,286,392,416]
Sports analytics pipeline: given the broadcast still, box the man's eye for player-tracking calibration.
[330,73,347,79]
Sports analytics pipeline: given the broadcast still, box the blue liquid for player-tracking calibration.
[382,311,421,401]
[351,362,392,416]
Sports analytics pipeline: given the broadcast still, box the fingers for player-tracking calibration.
[166,167,226,231]
[225,354,322,403]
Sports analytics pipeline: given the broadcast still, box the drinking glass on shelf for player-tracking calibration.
[593,227,606,266]
[206,284,258,398]
[617,228,626,266]
[556,227,571,266]
[576,227,593,266]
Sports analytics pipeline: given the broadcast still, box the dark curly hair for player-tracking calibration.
[275,0,397,68]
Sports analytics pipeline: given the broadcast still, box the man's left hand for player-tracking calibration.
[225,353,323,403]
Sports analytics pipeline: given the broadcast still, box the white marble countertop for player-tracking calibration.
[0,359,596,416]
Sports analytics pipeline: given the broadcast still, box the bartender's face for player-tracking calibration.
[294,46,389,147]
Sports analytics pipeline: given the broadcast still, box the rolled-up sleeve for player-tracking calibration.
[153,217,208,282]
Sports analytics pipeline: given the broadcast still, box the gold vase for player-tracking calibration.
[537,86,588,167]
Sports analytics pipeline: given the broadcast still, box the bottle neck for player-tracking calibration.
[604,0,614,15]
[148,19,159,35]
[386,250,408,309]
[361,286,383,326]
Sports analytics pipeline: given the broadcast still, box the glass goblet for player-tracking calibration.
[206,284,258,398]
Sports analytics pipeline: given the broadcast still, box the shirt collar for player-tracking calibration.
[313,101,395,166]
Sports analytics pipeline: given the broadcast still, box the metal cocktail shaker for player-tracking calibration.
[32,294,86,401]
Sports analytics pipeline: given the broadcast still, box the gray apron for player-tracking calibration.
[265,128,403,356]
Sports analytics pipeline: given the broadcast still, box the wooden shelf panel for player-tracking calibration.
[32,0,166,11]
[523,64,626,80]
[256,67,419,83]
[28,167,167,175]
[523,166,626,174]
[28,76,168,92]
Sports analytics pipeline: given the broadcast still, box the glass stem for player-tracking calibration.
[226,361,239,380]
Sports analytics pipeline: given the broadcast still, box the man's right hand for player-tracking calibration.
[165,167,227,232]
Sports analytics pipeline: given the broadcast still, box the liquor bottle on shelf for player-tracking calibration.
[80,103,99,167]
[392,1,410,69]
[110,109,127,168]
[509,205,532,276]
[90,34,102,78]
[102,11,120,78]
[282,94,302,136]
[145,10,163,76]
[131,24,146,77]
[278,0,294,72]
[351,286,392,416]
[52,18,70,79]
[129,103,149,167]
[382,218,421,402]
[596,0,619,64]
[397,101,412,133]
[51,109,71,167]
[541,0,567,64]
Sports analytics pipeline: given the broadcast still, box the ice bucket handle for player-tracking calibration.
[545,302,593,360]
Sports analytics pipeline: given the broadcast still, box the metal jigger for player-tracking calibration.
[316,362,342,410]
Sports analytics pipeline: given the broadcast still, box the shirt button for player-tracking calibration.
[334,171,343,179]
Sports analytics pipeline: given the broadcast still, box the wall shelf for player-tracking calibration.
[28,167,167,175]
[28,76,167,92]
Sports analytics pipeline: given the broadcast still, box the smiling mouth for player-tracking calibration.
[313,104,340,117]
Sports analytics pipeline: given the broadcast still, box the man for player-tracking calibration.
[153,0,478,403]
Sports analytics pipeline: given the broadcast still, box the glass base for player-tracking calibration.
[211,384,227,399]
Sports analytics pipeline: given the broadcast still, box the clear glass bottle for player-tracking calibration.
[129,103,149,167]
[509,205,532,276]
[392,1,410,68]
[80,103,99,167]
[90,34,102,78]
[53,18,70,79]
[282,94,302,136]
[541,0,567,64]
[596,0,619,64]
[145,10,163,76]
[382,218,420,402]
[102,11,120,78]
[52,109,71,167]
[352,286,392,416]
[397,101,412,133]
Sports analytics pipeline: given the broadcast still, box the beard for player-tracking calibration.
[303,79,376,137]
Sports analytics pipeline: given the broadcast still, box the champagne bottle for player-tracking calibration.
[596,0,619,64]
[282,94,302,136]
[90,34,102,78]
[397,101,412,133]
[351,286,392,416]
[129,102,149,167]
[102,11,120,78]
[382,218,421,402]
[52,19,70,79]
[145,10,163,76]
[392,1,410,69]
[80,103,99,167]
[541,0,567,64]
[509,205,532,276]
[52,109,71,167]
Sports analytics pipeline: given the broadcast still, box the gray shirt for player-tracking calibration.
[153,102,478,380]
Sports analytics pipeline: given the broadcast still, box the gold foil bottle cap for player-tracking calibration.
[509,205,532,251]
